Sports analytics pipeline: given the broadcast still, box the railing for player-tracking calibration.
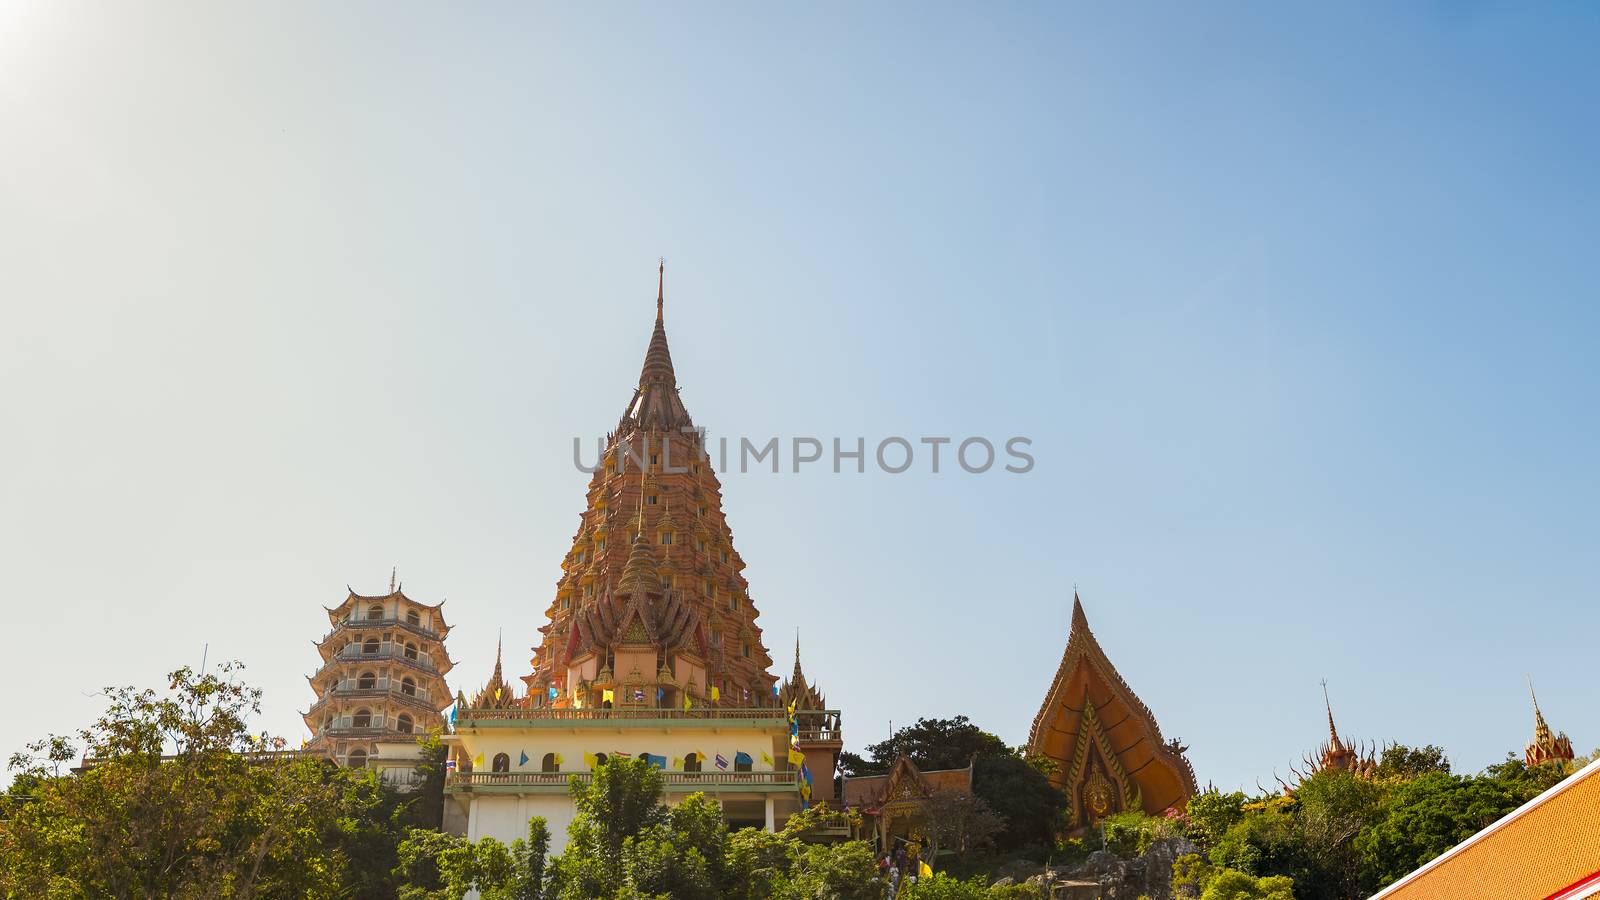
[329,642,437,669]
[323,678,434,704]
[321,616,441,643]
[456,706,788,723]
[447,770,798,789]
[314,716,424,737]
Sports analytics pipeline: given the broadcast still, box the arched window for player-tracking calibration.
[404,642,418,661]
[542,752,559,773]
[367,603,384,621]
[401,676,416,696]
[593,753,608,767]
[684,753,702,773]
[492,753,510,773]
[357,671,377,690]
[397,714,413,734]
[362,637,379,655]
[659,531,673,545]
[353,708,372,729]
[348,748,368,769]
[406,609,420,627]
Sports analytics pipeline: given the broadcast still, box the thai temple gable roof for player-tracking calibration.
[1027,592,1198,818]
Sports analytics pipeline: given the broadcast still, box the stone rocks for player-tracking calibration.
[1031,838,1199,900]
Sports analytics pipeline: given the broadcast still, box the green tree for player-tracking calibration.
[549,757,668,898]
[1374,744,1450,780]
[971,751,1066,853]
[1173,854,1295,900]
[861,717,1008,773]
[1354,771,1526,890]
[0,662,413,899]
[783,839,883,900]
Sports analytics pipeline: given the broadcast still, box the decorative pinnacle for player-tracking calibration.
[1322,679,1343,748]
[657,257,665,324]
[390,567,397,594]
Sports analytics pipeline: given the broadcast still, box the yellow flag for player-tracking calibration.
[671,756,682,770]
[787,748,806,767]
[786,701,796,717]
[710,686,720,701]
[602,688,614,703]
[553,752,564,766]
[760,750,773,766]
[495,687,502,700]
[920,861,933,878]
[683,693,692,711]
[473,752,485,768]
[582,751,596,768]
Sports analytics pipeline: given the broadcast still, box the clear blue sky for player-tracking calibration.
[2,3,1596,792]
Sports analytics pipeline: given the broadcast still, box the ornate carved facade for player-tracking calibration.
[305,583,454,768]
[520,263,778,712]
[1027,594,1196,829]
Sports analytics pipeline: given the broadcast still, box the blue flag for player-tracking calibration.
[735,751,752,766]
[519,750,529,767]
[549,686,558,699]
[643,753,668,769]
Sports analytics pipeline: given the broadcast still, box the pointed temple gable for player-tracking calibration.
[522,264,777,711]
[1026,594,1197,828]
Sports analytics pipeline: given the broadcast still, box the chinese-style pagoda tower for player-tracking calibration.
[305,579,455,767]
[1524,680,1575,768]
[1027,594,1197,829]
[520,263,777,711]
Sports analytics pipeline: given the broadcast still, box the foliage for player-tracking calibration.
[1353,770,1528,890]
[0,662,429,899]
[548,757,669,898]
[1374,744,1450,780]
[1172,854,1295,900]
[970,751,1067,853]
[1184,790,1247,850]
[857,717,1009,775]
[783,839,883,900]
[922,789,1005,861]
[1100,810,1183,859]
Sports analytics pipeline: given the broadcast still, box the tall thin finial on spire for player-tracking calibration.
[1321,679,1338,741]
[657,257,665,324]
[390,567,397,594]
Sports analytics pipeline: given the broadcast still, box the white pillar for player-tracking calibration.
[764,796,775,832]
[467,794,480,841]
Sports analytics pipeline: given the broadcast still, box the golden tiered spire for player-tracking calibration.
[1525,678,1574,768]
[522,266,775,709]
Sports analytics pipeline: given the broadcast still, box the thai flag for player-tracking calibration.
[715,753,729,770]
[445,759,457,771]
[613,750,632,758]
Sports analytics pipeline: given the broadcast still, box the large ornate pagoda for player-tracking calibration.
[1027,594,1197,829]
[304,579,454,769]
[520,263,777,711]
[446,266,803,852]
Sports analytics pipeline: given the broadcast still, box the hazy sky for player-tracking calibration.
[3,3,1597,792]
